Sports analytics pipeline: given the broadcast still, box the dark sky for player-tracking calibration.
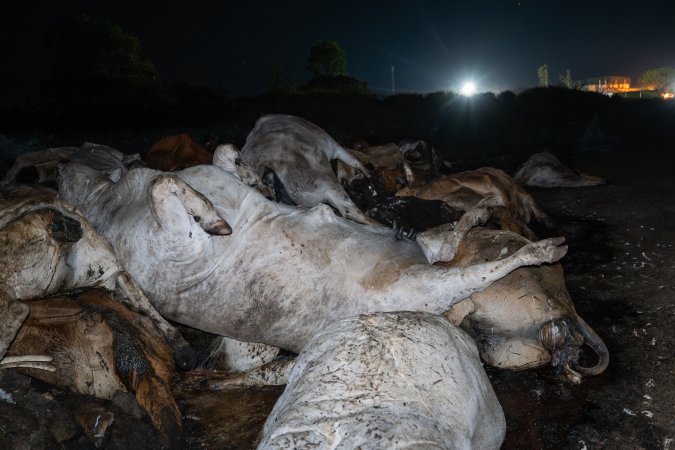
[2,0,675,106]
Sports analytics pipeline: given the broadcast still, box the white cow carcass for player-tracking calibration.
[240,114,380,226]
[0,147,78,187]
[0,142,141,187]
[57,146,568,355]
[514,151,605,188]
[258,312,505,450]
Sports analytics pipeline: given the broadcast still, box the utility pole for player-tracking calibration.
[391,65,396,95]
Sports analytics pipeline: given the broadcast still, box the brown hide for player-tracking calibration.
[375,166,428,193]
[438,228,608,383]
[144,134,212,172]
[397,167,551,230]
[7,289,181,442]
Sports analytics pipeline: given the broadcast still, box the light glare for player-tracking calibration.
[460,81,476,96]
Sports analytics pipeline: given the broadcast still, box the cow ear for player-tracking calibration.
[148,175,231,236]
[212,144,241,174]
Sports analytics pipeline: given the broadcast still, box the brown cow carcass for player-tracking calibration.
[440,227,609,383]
[4,289,182,442]
[360,197,608,383]
[397,167,552,238]
[144,133,213,171]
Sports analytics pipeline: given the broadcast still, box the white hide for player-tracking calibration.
[0,143,139,187]
[257,312,505,450]
[514,151,605,188]
[0,147,78,187]
[204,336,281,372]
[240,114,378,225]
[70,142,137,183]
[58,157,567,355]
[212,144,274,199]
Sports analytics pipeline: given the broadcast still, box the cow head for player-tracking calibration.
[444,229,608,383]
[0,202,106,297]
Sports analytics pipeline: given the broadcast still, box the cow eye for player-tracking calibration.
[193,215,201,223]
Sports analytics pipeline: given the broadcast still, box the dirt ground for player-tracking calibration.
[0,145,673,449]
[492,148,675,450]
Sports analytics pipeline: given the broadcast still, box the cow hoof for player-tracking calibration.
[203,219,232,236]
[522,237,567,264]
[174,344,198,371]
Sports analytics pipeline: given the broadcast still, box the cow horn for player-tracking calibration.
[573,316,609,376]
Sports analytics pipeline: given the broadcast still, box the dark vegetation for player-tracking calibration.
[4,86,675,162]
[2,15,675,164]
[0,85,668,157]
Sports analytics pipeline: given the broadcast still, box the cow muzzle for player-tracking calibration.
[539,316,609,383]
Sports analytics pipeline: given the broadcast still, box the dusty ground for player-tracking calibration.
[0,145,673,449]
[492,148,674,450]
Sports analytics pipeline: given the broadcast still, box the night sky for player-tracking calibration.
[3,0,675,106]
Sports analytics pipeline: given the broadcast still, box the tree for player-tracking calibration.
[267,64,297,93]
[301,41,370,94]
[537,64,549,88]
[41,15,160,108]
[307,41,348,78]
[638,66,675,92]
[559,69,574,89]
[299,75,370,94]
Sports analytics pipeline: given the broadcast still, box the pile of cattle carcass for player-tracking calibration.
[0,114,608,449]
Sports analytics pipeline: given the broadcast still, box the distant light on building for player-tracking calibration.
[460,81,476,96]
[584,75,632,93]
[582,75,662,99]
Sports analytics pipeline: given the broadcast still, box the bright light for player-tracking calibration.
[460,81,476,96]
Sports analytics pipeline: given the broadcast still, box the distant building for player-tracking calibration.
[581,75,660,98]
[584,75,631,93]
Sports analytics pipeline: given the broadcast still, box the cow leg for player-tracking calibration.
[200,336,281,372]
[402,161,415,186]
[416,206,492,264]
[517,188,553,227]
[323,188,383,227]
[180,359,295,389]
[111,272,197,370]
[492,207,538,240]
[212,144,275,199]
[333,146,370,177]
[236,162,275,199]
[394,237,568,313]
